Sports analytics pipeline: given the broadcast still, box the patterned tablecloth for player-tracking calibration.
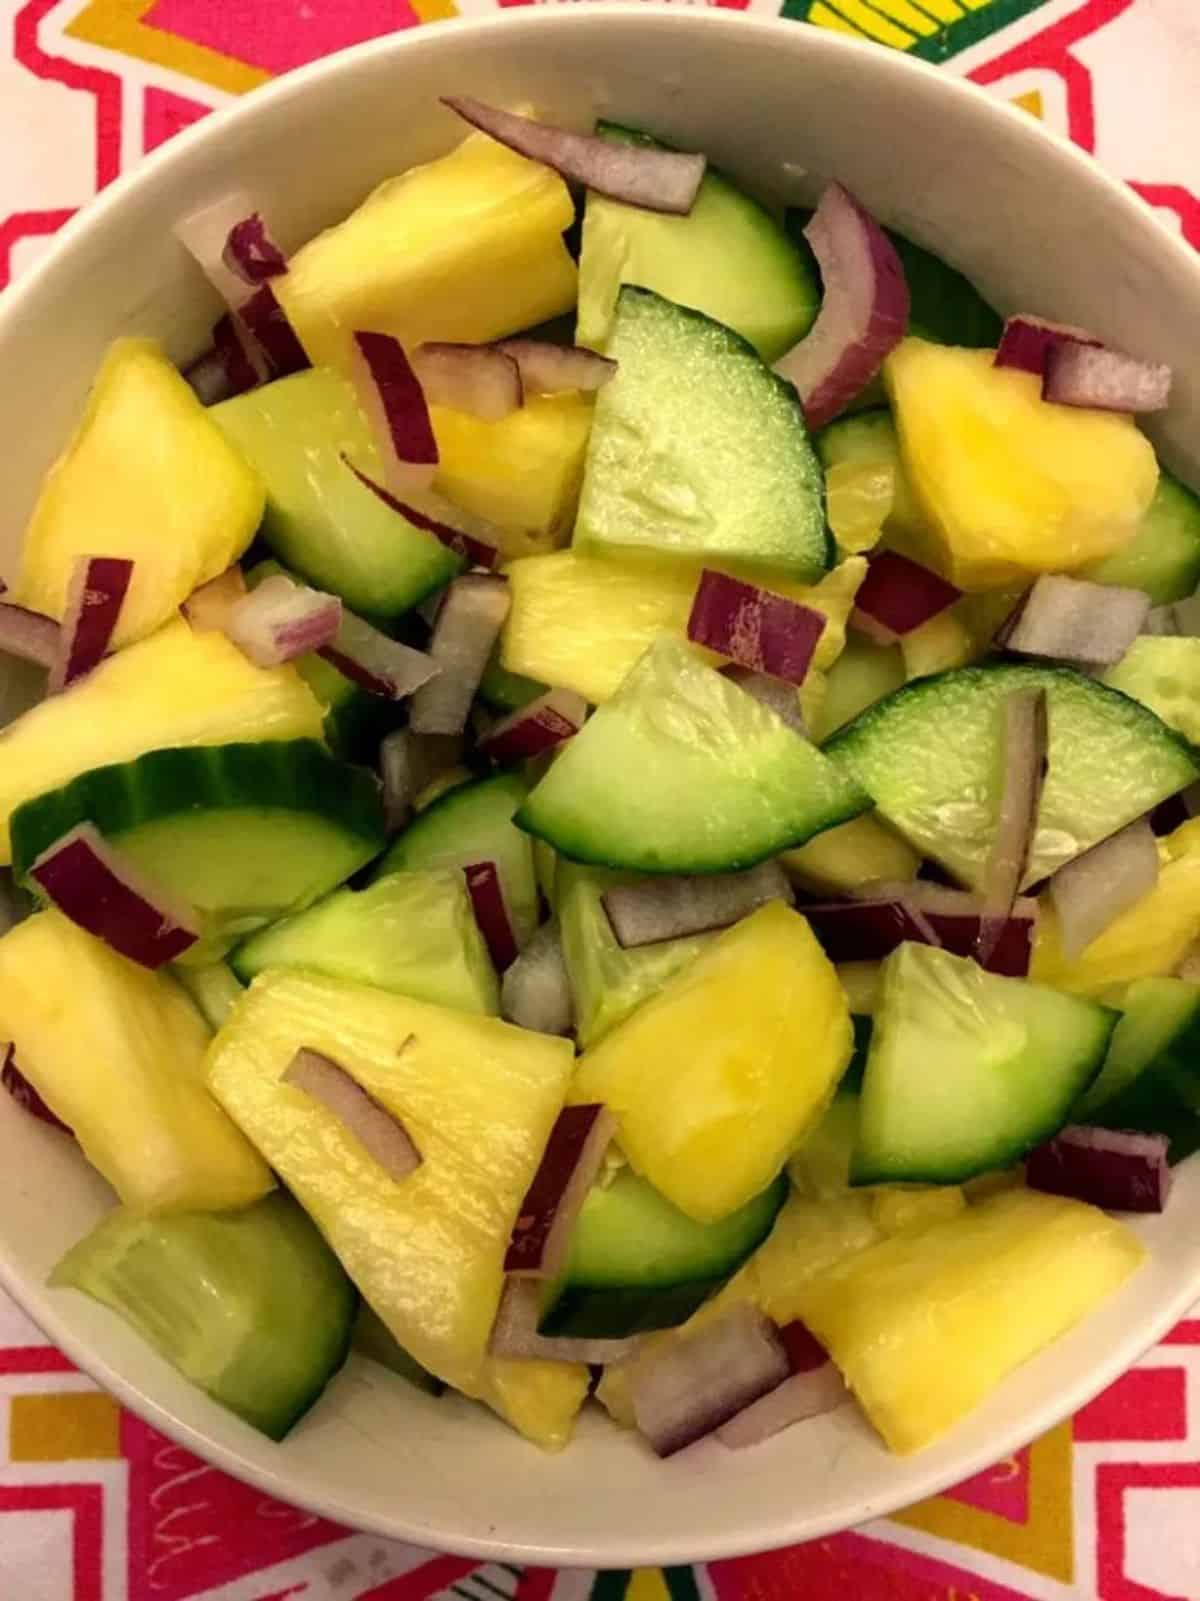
[3,0,1200,1596]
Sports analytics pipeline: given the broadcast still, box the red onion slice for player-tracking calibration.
[1044,342,1171,413]
[721,666,806,735]
[409,575,511,737]
[774,183,910,430]
[779,1318,830,1374]
[480,689,587,765]
[603,862,794,949]
[48,556,133,694]
[319,611,438,701]
[850,551,961,642]
[28,822,199,969]
[442,98,705,215]
[236,284,309,379]
[341,457,500,571]
[211,311,269,393]
[412,342,523,422]
[1143,594,1200,639]
[463,860,520,972]
[224,573,342,668]
[0,601,60,670]
[716,1364,849,1450]
[379,729,463,834]
[978,688,1047,960]
[1002,575,1149,666]
[804,886,1037,976]
[505,1103,616,1277]
[284,1046,421,1182]
[1,1043,72,1134]
[993,315,1101,376]
[349,332,438,497]
[222,212,287,285]
[174,191,264,313]
[181,566,247,633]
[687,570,826,686]
[494,339,617,396]
[630,1303,790,1458]
[1026,1125,1170,1212]
[1048,818,1159,961]
[490,1275,642,1365]
[500,921,573,1037]
[182,345,238,407]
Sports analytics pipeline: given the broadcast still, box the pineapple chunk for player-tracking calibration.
[570,902,852,1222]
[15,341,263,650]
[501,550,865,705]
[479,1358,591,1453]
[431,394,594,560]
[885,339,1159,591]
[870,1185,966,1235]
[1032,816,1200,995]
[0,619,323,864]
[0,911,272,1212]
[900,608,976,680]
[206,969,583,1443]
[793,1188,1144,1454]
[276,131,577,372]
[780,813,920,895]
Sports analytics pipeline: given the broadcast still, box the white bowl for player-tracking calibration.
[3,7,1200,1569]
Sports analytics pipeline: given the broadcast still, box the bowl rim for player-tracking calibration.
[3,5,1200,1567]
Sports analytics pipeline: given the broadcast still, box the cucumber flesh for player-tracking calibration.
[172,962,244,1032]
[815,408,928,550]
[1102,638,1200,746]
[573,287,830,583]
[853,943,1116,1185]
[1076,975,1200,1119]
[519,638,869,874]
[11,741,386,962]
[231,869,499,1016]
[788,1091,861,1198]
[814,635,906,743]
[477,654,547,714]
[1082,470,1200,605]
[541,1281,718,1340]
[51,1193,356,1440]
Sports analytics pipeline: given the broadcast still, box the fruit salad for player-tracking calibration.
[2,98,1197,1463]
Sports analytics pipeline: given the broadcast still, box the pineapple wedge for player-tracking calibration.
[780,813,920,896]
[0,911,272,1212]
[15,341,263,649]
[571,902,852,1222]
[0,619,323,864]
[793,1188,1144,1454]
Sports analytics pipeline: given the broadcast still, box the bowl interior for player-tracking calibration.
[2,8,1200,1567]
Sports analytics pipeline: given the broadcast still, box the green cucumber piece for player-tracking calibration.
[788,1091,861,1199]
[11,742,386,962]
[51,1193,355,1440]
[231,869,499,1015]
[1076,976,1200,1119]
[579,125,819,362]
[477,654,547,714]
[542,1281,718,1339]
[1081,470,1200,605]
[826,663,1199,891]
[374,772,538,944]
[853,944,1116,1185]
[172,962,244,1032]
[351,1303,442,1394]
[1102,638,1200,746]
[556,859,709,1048]
[815,408,927,548]
[518,638,870,874]
[814,635,906,743]
[573,287,830,582]
[213,369,460,621]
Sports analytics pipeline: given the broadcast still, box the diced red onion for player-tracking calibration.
[1142,593,1200,639]
[181,566,247,633]
[505,1103,616,1277]
[411,342,523,422]
[442,98,705,215]
[222,212,287,285]
[802,896,926,962]
[409,575,510,736]
[804,885,1036,976]
[490,1276,642,1365]
[978,688,1047,961]
[48,555,133,694]
[224,573,341,668]
[1044,342,1171,413]
[480,689,587,765]
[603,862,794,949]
[1048,818,1159,961]
[182,345,238,407]
[1151,793,1191,836]
[1001,575,1149,666]
[500,920,574,1036]
[348,331,438,497]
[779,1318,830,1374]
[174,191,264,313]
[283,1046,421,1182]
[993,315,1100,376]
[850,551,960,643]
[236,284,309,378]
[379,729,463,833]
[1,1043,71,1134]
[211,311,269,393]
[463,860,520,971]
[318,611,438,701]
[687,570,826,685]
[28,822,199,968]
[0,601,60,670]
[721,666,806,735]
[1027,1124,1170,1212]
[774,183,910,430]
[494,339,617,395]
[716,1364,848,1450]
[341,457,500,571]
[630,1303,790,1458]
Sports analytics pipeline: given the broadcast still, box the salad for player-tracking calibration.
[0,96,1195,1464]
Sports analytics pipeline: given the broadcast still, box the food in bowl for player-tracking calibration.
[0,98,1196,1464]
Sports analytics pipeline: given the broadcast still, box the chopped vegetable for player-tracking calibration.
[687,570,826,684]
[224,572,341,668]
[411,341,523,422]
[993,314,1099,375]
[1044,342,1171,413]
[1000,575,1148,666]
[480,689,587,765]
[500,921,573,1036]
[349,331,438,497]
[851,551,960,642]
[410,574,511,736]
[495,338,616,395]
[464,859,520,971]
[284,1046,423,1181]
[602,862,792,948]
[49,555,133,693]
[320,610,438,700]
[1048,818,1159,961]
[1026,1124,1170,1213]
[505,1103,616,1277]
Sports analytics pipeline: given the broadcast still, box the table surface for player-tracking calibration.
[3,1,1200,1596]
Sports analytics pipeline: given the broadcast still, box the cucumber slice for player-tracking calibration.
[813,634,906,742]
[578,125,819,362]
[352,1303,442,1395]
[172,962,244,1032]
[815,408,927,549]
[231,869,499,1016]
[788,1092,861,1199]
[1081,470,1200,605]
[11,742,386,962]
[853,944,1116,1185]
[213,369,461,621]
[1076,975,1200,1119]
[573,287,830,583]
[1102,638,1200,746]
[518,638,870,874]
[51,1193,355,1440]
[374,772,538,944]
[826,663,1199,890]
[477,654,547,714]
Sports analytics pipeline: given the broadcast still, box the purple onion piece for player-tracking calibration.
[211,311,268,393]
[494,339,617,395]
[318,611,438,701]
[224,573,341,668]
[490,1276,642,1365]
[411,342,523,422]
[1048,818,1159,961]
[602,862,793,950]
[994,315,1101,376]
[687,570,826,686]
[182,345,237,406]
[379,729,463,834]
[237,284,309,378]
[481,689,587,765]
[1026,1124,1171,1212]
[349,331,438,497]
[977,688,1047,962]
[284,1047,421,1181]
[463,860,520,973]
[716,1364,848,1450]
[1002,575,1149,666]
[409,574,510,736]
[48,555,133,694]
[1044,342,1171,413]
[341,456,500,571]
[500,921,574,1037]
[222,212,287,285]
[1,1043,72,1135]
[852,551,960,640]
[505,1103,615,1277]
[721,666,806,735]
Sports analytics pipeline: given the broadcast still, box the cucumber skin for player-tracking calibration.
[1094,1000,1200,1164]
[541,1280,719,1339]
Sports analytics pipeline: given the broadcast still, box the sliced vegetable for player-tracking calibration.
[463,860,520,972]
[181,566,246,633]
[409,575,510,736]
[411,342,523,422]
[320,610,437,700]
[1081,469,1200,606]
[174,191,267,317]
[379,729,463,833]
[717,1334,847,1449]
[224,572,341,668]
[1000,575,1148,666]
[500,920,573,1036]
[284,1046,422,1181]
[343,457,500,571]
[505,1103,616,1277]
[0,601,60,669]
[1102,637,1200,747]
[993,314,1099,375]
[1044,342,1171,413]
[49,555,133,693]
[799,885,1036,976]
[1026,1125,1170,1213]
[721,667,806,735]
[349,331,438,496]
[979,688,1046,950]
[602,861,792,949]
[222,211,287,284]
[237,284,309,379]
[687,571,826,685]
[182,343,241,407]
[851,552,960,642]
[480,689,587,765]
[490,1276,640,1366]
[172,962,244,1033]
[1,1042,71,1133]
[209,311,266,393]
[495,339,616,395]
[1049,818,1159,962]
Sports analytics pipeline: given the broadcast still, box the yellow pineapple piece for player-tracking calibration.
[15,341,263,649]
[0,619,323,864]
[826,459,894,555]
[900,607,976,680]
[479,1358,591,1453]
[571,902,852,1222]
[870,1185,966,1235]
[885,338,1159,590]
[0,911,272,1212]
[780,812,920,895]
[276,131,577,372]
[793,1188,1144,1453]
